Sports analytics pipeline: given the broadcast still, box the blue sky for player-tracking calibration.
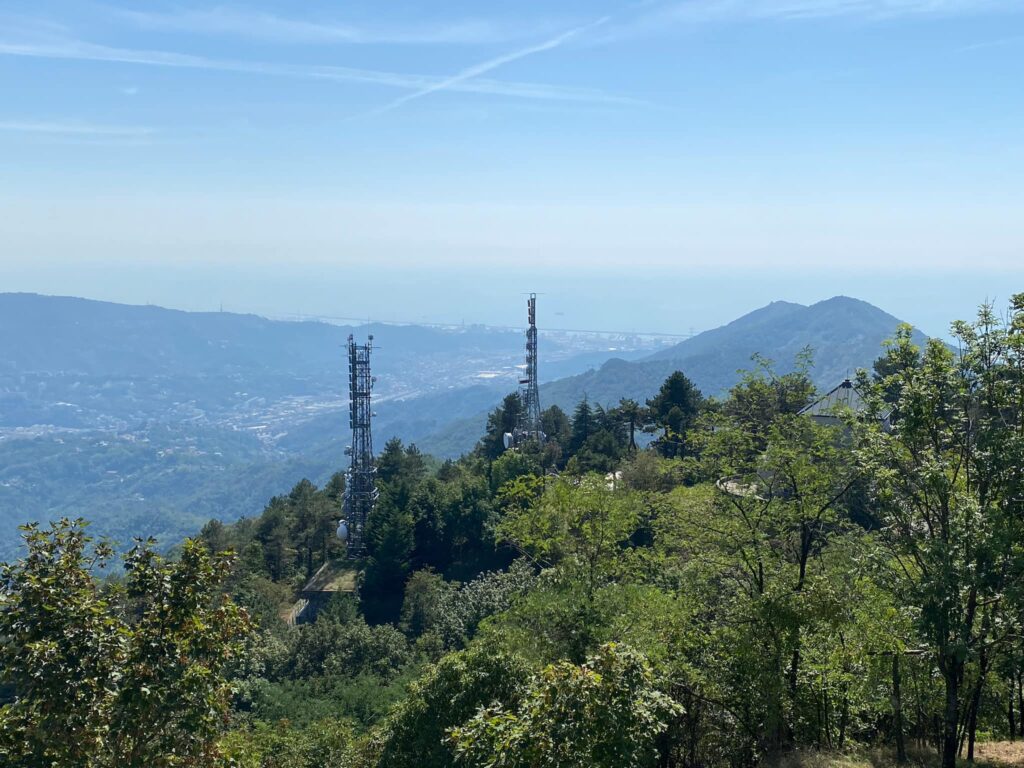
[1,1,1022,336]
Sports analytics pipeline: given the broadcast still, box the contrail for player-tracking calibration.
[357,15,612,118]
[0,36,628,105]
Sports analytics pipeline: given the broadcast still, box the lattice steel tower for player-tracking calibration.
[342,334,377,556]
[514,294,543,445]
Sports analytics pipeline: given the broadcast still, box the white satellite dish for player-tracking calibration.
[336,519,349,541]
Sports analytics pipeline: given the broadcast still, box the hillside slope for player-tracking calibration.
[0,293,660,553]
[417,297,930,457]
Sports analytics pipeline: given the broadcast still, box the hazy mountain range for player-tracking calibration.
[423,297,929,456]
[0,293,926,554]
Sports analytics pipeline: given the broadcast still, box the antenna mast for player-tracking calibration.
[341,334,377,555]
[514,293,543,446]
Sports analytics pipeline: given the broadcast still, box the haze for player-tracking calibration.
[2,0,1023,335]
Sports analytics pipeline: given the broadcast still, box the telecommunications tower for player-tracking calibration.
[339,334,377,556]
[513,293,543,446]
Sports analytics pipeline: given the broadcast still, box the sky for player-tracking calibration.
[1,0,1023,337]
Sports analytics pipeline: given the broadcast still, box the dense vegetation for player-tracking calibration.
[3,298,1024,768]
[0,294,928,558]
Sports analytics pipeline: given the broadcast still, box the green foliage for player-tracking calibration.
[450,643,681,768]
[362,495,416,622]
[353,644,529,768]
[479,393,523,460]
[489,449,541,496]
[283,619,411,681]
[244,672,416,730]
[0,519,250,768]
[11,299,1024,768]
[855,303,1024,767]
[721,351,816,453]
[399,568,457,637]
[646,371,704,458]
[220,718,353,768]
[494,477,642,663]
[411,560,538,650]
[619,451,690,493]
[498,475,638,574]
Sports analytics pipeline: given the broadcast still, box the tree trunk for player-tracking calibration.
[818,682,826,748]
[967,695,979,762]
[1008,681,1015,742]
[966,666,987,762]
[1018,672,1024,737]
[942,663,961,768]
[838,687,849,750]
[688,695,701,768]
[893,653,908,764]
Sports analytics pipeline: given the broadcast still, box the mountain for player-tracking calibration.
[416,297,930,457]
[553,296,929,404]
[0,293,666,554]
[0,292,928,554]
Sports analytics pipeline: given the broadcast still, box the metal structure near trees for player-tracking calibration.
[339,334,377,556]
[508,293,545,449]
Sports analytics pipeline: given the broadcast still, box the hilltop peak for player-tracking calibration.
[640,295,922,385]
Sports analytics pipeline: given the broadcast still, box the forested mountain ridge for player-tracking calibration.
[0,293,659,555]
[551,296,930,404]
[419,296,930,457]
[4,297,1022,768]
[0,292,925,553]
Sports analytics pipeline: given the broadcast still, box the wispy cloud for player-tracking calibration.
[0,119,154,137]
[958,34,1024,53]
[0,37,630,105]
[661,0,1020,23]
[358,16,613,118]
[115,6,527,46]
[593,0,1023,41]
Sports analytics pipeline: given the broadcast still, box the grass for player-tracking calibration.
[300,561,358,594]
[767,742,1024,768]
[973,742,1024,767]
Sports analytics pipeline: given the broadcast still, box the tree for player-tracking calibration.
[289,479,322,578]
[352,643,529,768]
[490,449,541,496]
[409,478,447,572]
[399,569,456,638]
[363,496,416,623]
[686,410,861,751]
[498,476,640,662]
[855,304,1024,768]
[450,643,681,768]
[721,352,816,454]
[616,398,647,452]
[647,372,703,458]
[480,394,523,460]
[256,497,294,581]
[569,397,595,455]
[221,718,352,768]
[0,519,250,768]
[377,437,409,485]
[377,439,428,509]
[499,475,638,586]
[541,405,572,448]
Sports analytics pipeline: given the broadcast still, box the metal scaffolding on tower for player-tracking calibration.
[340,334,377,556]
[513,293,544,447]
